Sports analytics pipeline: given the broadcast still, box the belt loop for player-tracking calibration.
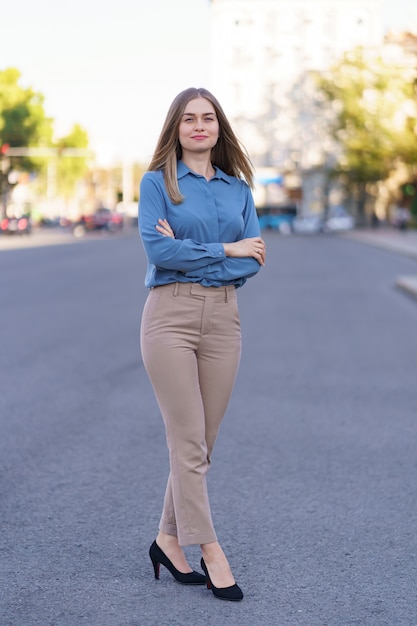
[225,286,228,302]
[173,282,179,297]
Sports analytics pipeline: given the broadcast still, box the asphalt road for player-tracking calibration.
[1,230,417,626]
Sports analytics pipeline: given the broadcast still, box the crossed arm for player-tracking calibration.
[155,218,266,266]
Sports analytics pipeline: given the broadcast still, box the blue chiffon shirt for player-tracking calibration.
[138,161,262,289]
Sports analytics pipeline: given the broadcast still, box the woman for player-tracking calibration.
[138,87,265,601]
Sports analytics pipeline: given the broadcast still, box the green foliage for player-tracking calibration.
[316,47,417,214]
[0,67,91,202]
[0,67,53,171]
[56,124,90,198]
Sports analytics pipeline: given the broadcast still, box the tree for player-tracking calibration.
[0,67,92,213]
[0,68,54,207]
[55,124,90,200]
[0,68,53,169]
[316,47,417,223]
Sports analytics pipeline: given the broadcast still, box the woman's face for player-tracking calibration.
[178,97,219,156]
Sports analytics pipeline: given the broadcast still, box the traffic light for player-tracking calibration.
[0,143,10,155]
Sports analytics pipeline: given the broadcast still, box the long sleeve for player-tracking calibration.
[139,172,225,272]
[138,165,263,288]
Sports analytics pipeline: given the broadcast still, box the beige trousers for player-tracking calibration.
[140,282,242,546]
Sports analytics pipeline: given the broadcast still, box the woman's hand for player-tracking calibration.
[156,218,175,238]
[223,237,266,266]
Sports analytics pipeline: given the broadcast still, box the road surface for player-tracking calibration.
[1,230,417,625]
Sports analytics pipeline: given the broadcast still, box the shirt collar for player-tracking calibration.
[177,161,232,184]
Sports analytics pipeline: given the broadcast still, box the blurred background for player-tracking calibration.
[1,0,417,237]
[2,5,417,623]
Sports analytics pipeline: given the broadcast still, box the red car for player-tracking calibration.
[72,208,124,237]
[0,208,32,235]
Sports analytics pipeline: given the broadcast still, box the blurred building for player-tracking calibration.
[209,0,385,213]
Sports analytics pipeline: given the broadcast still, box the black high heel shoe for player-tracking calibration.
[149,540,206,585]
[200,557,244,601]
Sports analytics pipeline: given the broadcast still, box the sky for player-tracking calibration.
[1,0,416,166]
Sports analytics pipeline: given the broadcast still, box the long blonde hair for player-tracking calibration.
[147,87,254,204]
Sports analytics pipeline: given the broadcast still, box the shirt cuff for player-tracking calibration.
[207,243,225,259]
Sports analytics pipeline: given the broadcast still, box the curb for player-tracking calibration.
[340,231,417,261]
[395,275,417,300]
[340,231,417,303]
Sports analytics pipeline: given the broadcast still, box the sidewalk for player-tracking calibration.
[0,226,135,251]
[342,228,417,300]
[0,228,77,251]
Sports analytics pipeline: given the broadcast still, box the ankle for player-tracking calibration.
[201,541,226,563]
[157,532,178,549]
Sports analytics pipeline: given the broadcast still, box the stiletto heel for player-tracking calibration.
[200,557,243,601]
[149,540,206,585]
[150,555,160,579]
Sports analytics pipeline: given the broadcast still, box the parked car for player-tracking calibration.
[72,207,124,237]
[292,213,324,234]
[323,206,355,233]
[39,216,72,229]
[292,207,355,235]
[0,204,32,235]
[257,204,297,233]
